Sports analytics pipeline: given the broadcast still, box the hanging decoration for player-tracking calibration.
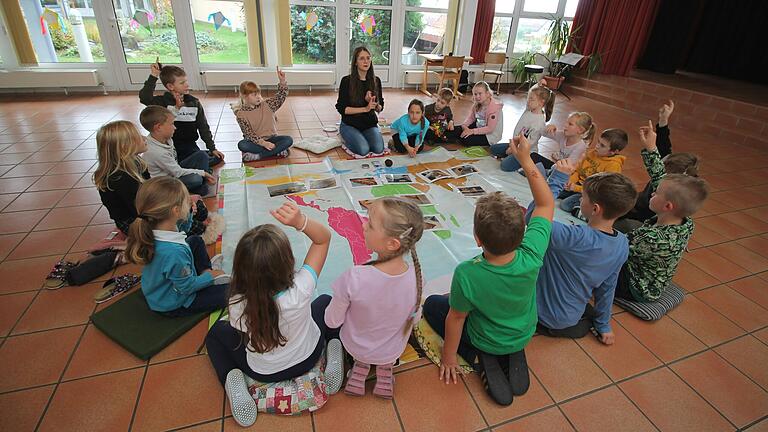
[305,10,319,31]
[207,11,231,30]
[40,7,66,35]
[130,9,155,33]
[360,15,376,36]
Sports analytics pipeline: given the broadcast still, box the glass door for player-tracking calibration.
[344,0,395,85]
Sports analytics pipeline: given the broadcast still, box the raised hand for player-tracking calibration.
[658,99,674,127]
[638,120,657,151]
[204,172,216,184]
[276,66,286,84]
[150,57,161,77]
[270,201,305,229]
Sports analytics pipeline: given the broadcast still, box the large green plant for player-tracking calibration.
[542,17,575,77]
[510,51,535,83]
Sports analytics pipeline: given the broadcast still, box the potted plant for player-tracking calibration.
[540,17,574,89]
[510,51,536,84]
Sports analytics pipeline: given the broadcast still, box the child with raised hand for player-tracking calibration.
[453,81,504,146]
[317,197,425,399]
[233,67,293,162]
[617,100,699,229]
[141,105,216,196]
[490,83,554,171]
[424,88,455,145]
[529,160,637,345]
[390,99,431,157]
[140,60,224,166]
[125,177,228,316]
[559,128,629,214]
[612,122,709,304]
[533,111,594,170]
[93,120,149,236]
[423,133,554,406]
[205,201,343,427]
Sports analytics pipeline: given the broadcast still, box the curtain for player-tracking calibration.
[469,0,495,64]
[275,0,293,66]
[571,0,660,75]
[443,0,460,55]
[244,0,264,66]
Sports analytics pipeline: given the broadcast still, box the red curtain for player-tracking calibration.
[469,0,496,64]
[571,0,660,75]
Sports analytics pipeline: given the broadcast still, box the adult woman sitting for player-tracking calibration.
[336,46,385,157]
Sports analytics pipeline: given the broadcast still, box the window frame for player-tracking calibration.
[401,0,450,66]
[492,0,577,61]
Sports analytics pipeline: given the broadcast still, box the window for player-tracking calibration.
[402,0,450,65]
[189,0,249,64]
[111,0,181,64]
[290,3,336,64]
[20,0,106,63]
[350,8,391,64]
[490,0,580,56]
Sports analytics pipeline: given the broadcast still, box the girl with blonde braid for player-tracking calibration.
[315,197,425,399]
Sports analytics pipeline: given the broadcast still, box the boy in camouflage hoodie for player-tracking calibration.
[614,120,709,303]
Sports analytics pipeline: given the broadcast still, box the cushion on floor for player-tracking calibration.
[293,136,341,154]
[245,352,328,415]
[613,283,686,321]
[412,318,475,374]
[90,289,206,360]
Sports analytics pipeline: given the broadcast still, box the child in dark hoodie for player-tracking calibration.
[139,60,224,167]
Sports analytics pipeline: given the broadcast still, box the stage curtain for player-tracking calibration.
[571,0,660,76]
[469,0,495,64]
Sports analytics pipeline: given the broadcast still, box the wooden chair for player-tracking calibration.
[436,56,465,97]
[481,52,508,94]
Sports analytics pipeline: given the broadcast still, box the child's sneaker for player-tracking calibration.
[372,363,395,399]
[225,369,257,427]
[278,149,290,158]
[344,360,370,396]
[478,352,513,406]
[242,152,261,162]
[210,254,224,271]
[325,338,344,395]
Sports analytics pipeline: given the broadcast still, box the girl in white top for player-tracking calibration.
[490,83,554,172]
[204,201,343,427]
[532,111,595,170]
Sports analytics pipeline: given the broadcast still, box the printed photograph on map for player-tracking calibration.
[398,194,432,205]
[384,174,415,184]
[358,199,375,212]
[449,164,479,178]
[268,182,308,197]
[423,215,444,230]
[349,177,380,187]
[417,169,452,183]
[455,185,487,197]
[309,177,338,190]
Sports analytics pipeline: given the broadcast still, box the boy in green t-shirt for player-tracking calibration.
[423,134,554,406]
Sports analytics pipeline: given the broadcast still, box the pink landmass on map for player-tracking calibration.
[287,195,321,211]
[288,195,372,265]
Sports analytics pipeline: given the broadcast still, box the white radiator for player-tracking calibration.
[202,70,336,89]
[403,70,441,85]
[0,69,103,94]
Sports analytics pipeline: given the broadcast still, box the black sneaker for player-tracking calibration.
[507,349,530,396]
[478,351,513,406]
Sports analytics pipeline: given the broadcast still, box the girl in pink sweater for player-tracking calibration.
[453,81,505,146]
[319,197,425,399]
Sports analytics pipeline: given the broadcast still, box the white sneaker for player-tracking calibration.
[325,338,345,395]
[210,254,223,271]
[225,369,257,427]
[242,152,261,162]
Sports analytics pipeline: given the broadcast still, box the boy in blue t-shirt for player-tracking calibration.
[528,162,637,345]
[423,133,554,406]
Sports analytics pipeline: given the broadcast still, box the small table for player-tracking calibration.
[418,54,474,97]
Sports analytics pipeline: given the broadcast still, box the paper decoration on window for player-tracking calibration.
[130,9,155,33]
[305,11,319,31]
[207,11,231,30]
[360,15,376,36]
[40,7,66,35]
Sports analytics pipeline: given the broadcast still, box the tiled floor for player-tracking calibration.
[0,87,767,432]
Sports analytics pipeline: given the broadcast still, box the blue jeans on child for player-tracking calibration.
[339,122,385,156]
[559,191,582,213]
[238,135,293,158]
[179,150,210,196]
[489,143,523,172]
